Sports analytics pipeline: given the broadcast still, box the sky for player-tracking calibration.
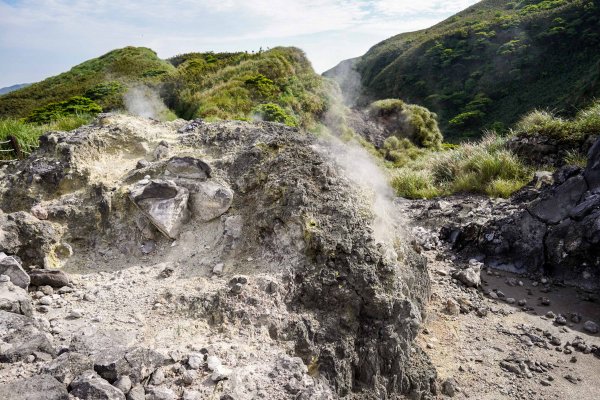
[0,0,480,87]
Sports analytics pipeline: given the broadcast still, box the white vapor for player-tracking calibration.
[124,86,168,120]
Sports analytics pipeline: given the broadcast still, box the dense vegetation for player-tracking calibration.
[162,47,329,129]
[334,0,600,141]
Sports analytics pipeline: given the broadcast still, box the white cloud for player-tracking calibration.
[0,0,481,85]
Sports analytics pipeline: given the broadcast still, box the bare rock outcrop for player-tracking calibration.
[0,114,434,399]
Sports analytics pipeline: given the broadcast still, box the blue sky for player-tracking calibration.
[0,0,479,87]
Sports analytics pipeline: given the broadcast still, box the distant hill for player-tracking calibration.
[0,83,30,96]
[326,0,600,140]
[0,46,329,129]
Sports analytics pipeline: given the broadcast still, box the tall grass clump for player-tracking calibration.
[512,101,600,143]
[0,114,94,160]
[391,134,532,199]
[0,118,44,159]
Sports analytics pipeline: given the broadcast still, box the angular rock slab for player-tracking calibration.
[129,180,190,239]
[0,310,55,362]
[0,252,30,289]
[0,375,68,400]
[585,137,600,191]
[0,279,33,316]
[189,181,234,221]
[69,370,126,400]
[166,157,211,180]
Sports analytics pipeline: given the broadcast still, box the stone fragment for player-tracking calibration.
[166,157,211,180]
[129,180,190,239]
[583,321,599,334]
[43,352,94,385]
[0,278,33,316]
[189,181,233,221]
[113,376,132,394]
[0,252,30,289]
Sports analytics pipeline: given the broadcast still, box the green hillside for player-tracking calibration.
[332,0,600,140]
[0,46,329,130]
[0,47,174,119]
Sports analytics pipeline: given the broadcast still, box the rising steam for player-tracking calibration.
[124,86,169,120]
[316,65,400,245]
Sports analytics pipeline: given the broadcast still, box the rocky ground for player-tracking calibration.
[0,114,434,400]
[1,113,599,399]
[401,197,600,400]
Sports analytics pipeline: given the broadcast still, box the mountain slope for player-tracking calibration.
[0,47,174,119]
[0,84,30,96]
[327,0,600,140]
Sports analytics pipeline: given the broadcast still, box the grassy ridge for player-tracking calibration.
[0,47,173,119]
[347,0,600,140]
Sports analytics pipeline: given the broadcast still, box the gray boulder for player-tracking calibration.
[43,352,94,385]
[0,252,30,289]
[0,310,55,362]
[0,277,33,316]
[452,261,481,288]
[129,180,190,239]
[166,156,211,180]
[69,370,126,400]
[585,136,600,191]
[28,268,70,288]
[0,374,68,400]
[189,181,233,221]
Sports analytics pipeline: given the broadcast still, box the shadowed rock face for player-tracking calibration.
[442,138,600,291]
[0,114,434,399]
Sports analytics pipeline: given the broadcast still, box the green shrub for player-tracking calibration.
[84,81,124,100]
[252,103,297,126]
[404,104,443,149]
[369,99,405,116]
[368,99,443,149]
[25,96,102,124]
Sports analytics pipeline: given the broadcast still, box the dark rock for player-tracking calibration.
[0,375,68,400]
[585,137,600,191]
[28,269,70,288]
[529,175,587,224]
[0,310,55,362]
[69,370,126,400]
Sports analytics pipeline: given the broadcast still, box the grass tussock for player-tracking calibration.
[0,115,94,160]
[512,101,600,143]
[390,134,532,199]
